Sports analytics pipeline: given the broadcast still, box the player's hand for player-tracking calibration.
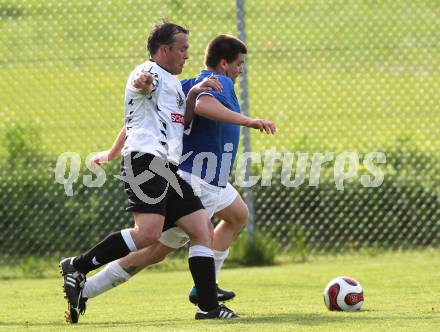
[89,150,112,169]
[246,119,277,134]
[191,74,223,95]
[133,72,154,94]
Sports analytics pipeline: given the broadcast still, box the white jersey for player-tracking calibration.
[122,61,186,165]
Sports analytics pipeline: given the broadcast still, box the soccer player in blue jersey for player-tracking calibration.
[79,35,276,316]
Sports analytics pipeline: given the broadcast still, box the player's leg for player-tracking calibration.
[78,226,190,319]
[175,209,217,310]
[212,188,249,274]
[189,185,248,304]
[81,225,188,300]
[60,212,164,323]
[169,175,238,318]
[175,210,237,319]
[60,152,168,323]
[82,241,174,299]
[65,212,163,276]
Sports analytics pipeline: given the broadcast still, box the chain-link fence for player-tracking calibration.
[1,0,439,259]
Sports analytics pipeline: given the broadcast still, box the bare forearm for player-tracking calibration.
[109,127,126,159]
[185,89,197,127]
[195,96,250,126]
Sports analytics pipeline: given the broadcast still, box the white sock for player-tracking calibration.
[213,249,229,283]
[188,245,214,258]
[82,261,131,299]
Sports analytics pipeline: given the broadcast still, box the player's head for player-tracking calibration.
[147,19,189,75]
[204,35,247,82]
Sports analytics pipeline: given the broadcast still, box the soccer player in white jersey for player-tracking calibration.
[59,21,239,324]
[75,35,276,316]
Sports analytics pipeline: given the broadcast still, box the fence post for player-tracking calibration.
[236,0,255,244]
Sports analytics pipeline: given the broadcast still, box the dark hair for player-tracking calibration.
[204,35,247,67]
[147,19,189,56]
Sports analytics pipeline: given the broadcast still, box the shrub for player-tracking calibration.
[228,231,278,266]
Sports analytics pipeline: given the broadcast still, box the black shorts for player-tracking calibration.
[121,152,204,230]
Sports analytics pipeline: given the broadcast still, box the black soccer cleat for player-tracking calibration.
[195,304,239,320]
[64,297,87,324]
[189,284,236,304]
[216,285,236,302]
[59,257,86,324]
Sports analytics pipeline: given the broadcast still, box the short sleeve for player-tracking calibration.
[197,75,234,107]
[180,78,197,97]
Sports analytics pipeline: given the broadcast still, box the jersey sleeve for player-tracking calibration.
[197,75,234,107]
[180,78,197,97]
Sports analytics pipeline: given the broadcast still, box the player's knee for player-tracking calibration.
[228,204,249,229]
[238,205,249,227]
[194,227,213,245]
[187,219,214,246]
[131,227,162,248]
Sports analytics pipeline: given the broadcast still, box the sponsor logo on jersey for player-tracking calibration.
[171,113,185,125]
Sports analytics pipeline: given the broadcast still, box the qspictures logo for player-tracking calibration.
[53,148,387,201]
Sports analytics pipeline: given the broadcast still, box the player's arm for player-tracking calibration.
[195,95,277,134]
[185,89,200,127]
[90,127,126,168]
[185,75,223,126]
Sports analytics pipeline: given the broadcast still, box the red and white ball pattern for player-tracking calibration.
[324,276,364,311]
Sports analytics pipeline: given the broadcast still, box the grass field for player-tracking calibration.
[1,250,439,331]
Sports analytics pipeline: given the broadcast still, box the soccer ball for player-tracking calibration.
[323,276,364,311]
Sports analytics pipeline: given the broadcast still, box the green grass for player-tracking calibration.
[1,250,439,331]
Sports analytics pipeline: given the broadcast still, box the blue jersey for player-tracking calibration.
[179,70,241,187]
